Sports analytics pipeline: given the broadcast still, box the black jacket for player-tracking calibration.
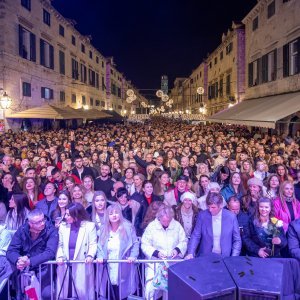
[71,166,95,181]
[243,218,287,257]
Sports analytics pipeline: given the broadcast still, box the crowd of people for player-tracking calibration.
[1,118,300,299]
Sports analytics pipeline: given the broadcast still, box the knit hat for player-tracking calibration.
[247,177,263,188]
[180,191,196,205]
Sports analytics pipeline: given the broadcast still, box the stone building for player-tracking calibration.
[0,0,145,130]
[208,0,300,132]
[206,22,245,116]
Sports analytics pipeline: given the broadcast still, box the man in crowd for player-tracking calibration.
[7,209,58,299]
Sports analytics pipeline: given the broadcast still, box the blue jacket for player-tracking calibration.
[187,209,241,257]
[6,221,58,270]
[221,184,244,203]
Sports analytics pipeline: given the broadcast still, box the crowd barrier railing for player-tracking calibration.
[2,259,184,300]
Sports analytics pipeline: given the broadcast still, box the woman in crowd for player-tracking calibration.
[64,176,76,193]
[175,192,199,239]
[56,202,97,300]
[146,164,156,180]
[115,187,142,236]
[276,164,293,183]
[70,184,88,208]
[5,193,30,232]
[111,160,123,181]
[264,174,280,200]
[52,190,72,227]
[164,150,175,169]
[141,204,187,300]
[196,163,210,179]
[39,166,48,188]
[152,171,170,200]
[97,204,139,300]
[166,158,181,184]
[61,158,73,176]
[188,157,198,177]
[194,174,210,198]
[213,166,230,189]
[90,152,101,175]
[56,151,69,171]
[82,175,95,205]
[197,182,226,210]
[22,177,41,209]
[243,197,287,258]
[141,200,165,231]
[274,181,300,232]
[141,180,162,206]
[123,167,135,195]
[221,172,245,203]
[242,178,264,217]
[240,160,254,177]
[87,191,108,231]
[182,166,198,186]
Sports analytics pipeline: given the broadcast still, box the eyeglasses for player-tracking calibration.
[29,218,46,225]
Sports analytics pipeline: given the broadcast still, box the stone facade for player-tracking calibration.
[206,23,245,116]
[243,0,300,133]
[172,22,245,116]
[0,0,145,130]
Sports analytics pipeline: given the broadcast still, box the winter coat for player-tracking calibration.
[221,184,244,203]
[273,197,300,232]
[97,221,140,299]
[56,221,97,300]
[7,221,58,270]
[141,218,187,300]
[243,218,287,257]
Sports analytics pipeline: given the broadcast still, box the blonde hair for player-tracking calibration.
[99,203,129,245]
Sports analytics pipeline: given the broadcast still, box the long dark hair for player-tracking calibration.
[7,193,29,227]
[66,202,90,226]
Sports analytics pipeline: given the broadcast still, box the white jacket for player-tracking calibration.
[141,218,187,258]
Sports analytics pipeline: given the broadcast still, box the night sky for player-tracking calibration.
[52,0,257,96]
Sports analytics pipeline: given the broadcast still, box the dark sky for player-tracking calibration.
[52,0,257,94]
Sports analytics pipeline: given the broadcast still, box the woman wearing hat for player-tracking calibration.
[242,177,264,217]
[175,191,199,238]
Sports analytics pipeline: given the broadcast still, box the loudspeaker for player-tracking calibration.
[223,256,283,300]
[168,254,236,299]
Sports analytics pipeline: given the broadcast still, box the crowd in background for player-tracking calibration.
[1,118,300,299]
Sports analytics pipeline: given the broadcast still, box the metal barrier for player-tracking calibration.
[2,259,183,300]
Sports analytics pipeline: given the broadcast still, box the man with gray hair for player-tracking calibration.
[7,209,58,299]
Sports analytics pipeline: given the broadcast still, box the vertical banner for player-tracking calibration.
[0,120,5,133]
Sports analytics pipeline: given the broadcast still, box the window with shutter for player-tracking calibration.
[19,25,36,62]
[59,51,65,75]
[22,82,31,97]
[40,39,54,69]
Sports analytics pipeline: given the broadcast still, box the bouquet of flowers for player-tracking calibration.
[266,217,284,256]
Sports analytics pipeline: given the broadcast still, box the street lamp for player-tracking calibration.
[0,90,12,109]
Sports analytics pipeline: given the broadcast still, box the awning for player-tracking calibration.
[75,108,112,119]
[207,92,300,128]
[7,104,82,119]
